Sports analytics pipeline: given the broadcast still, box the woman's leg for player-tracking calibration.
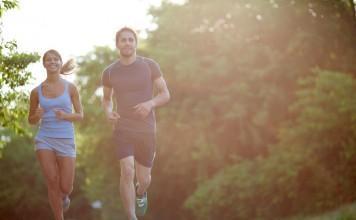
[36,150,63,220]
[57,156,76,201]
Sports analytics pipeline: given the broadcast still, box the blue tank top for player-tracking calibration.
[36,79,74,138]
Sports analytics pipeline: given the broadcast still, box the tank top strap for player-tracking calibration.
[62,79,71,97]
[63,79,68,92]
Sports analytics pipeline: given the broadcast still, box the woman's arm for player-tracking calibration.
[28,88,43,125]
[54,83,84,122]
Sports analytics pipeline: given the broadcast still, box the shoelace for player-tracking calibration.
[137,198,145,207]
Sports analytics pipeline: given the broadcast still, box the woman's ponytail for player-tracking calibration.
[60,58,76,75]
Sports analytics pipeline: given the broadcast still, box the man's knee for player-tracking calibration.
[137,173,151,188]
[120,164,135,182]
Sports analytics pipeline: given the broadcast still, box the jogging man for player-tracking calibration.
[101,27,170,220]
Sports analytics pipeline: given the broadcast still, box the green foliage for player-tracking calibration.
[0,0,40,136]
[147,0,356,173]
[0,0,18,16]
[185,70,356,220]
[144,1,356,219]
[0,130,51,219]
[0,43,39,135]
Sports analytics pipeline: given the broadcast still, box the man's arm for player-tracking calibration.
[102,86,120,123]
[102,86,113,116]
[134,76,170,118]
[151,76,170,107]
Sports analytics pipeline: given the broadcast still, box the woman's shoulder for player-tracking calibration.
[63,80,78,94]
[61,78,74,87]
[30,84,42,94]
[29,85,41,99]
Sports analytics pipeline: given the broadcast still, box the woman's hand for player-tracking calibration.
[35,107,44,119]
[53,109,67,120]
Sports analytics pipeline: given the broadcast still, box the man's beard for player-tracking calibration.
[120,48,134,57]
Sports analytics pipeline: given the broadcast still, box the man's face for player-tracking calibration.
[117,31,137,57]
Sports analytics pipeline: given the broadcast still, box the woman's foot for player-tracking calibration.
[63,195,70,212]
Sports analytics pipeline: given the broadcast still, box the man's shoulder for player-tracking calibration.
[103,60,120,74]
[138,56,158,65]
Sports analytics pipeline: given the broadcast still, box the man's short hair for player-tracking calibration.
[116,27,138,45]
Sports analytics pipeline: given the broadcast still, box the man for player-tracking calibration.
[101,27,170,220]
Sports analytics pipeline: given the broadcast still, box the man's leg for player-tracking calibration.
[135,162,152,196]
[135,162,152,217]
[135,132,155,196]
[120,156,137,220]
[133,132,155,216]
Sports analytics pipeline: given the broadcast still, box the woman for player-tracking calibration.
[28,49,83,220]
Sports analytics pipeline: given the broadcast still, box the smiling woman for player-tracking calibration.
[28,49,84,220]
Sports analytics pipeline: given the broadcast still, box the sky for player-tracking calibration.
[2,0,183,85]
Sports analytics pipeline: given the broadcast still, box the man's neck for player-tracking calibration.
[120,54,137,66]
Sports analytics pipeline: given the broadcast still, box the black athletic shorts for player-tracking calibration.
[112,129,156,168]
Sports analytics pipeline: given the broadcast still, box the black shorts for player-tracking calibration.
[113,129,156,168]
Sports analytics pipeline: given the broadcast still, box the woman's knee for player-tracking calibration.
[45,174,59,189]
[60,183,73,195]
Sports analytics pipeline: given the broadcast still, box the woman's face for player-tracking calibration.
[43,53,62,73]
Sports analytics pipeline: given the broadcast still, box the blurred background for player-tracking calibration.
[1,0,356,219]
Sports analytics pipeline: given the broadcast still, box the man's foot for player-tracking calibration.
[63,195,70,212]
[135,185,148,216]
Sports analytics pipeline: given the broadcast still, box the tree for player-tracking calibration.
[0,0,39,137]
[185,70,356,220]
[144,0,356,219]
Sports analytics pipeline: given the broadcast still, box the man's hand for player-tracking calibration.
[106,111,120,124]
[133,100,154,119]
